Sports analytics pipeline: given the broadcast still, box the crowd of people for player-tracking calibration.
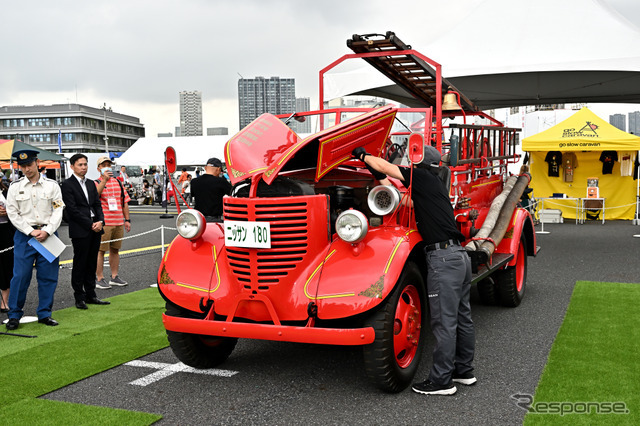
[1,149,231,331]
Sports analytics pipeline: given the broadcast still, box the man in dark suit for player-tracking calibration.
[61,154,110,309]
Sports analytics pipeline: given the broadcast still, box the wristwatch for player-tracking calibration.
[125,219,131,223]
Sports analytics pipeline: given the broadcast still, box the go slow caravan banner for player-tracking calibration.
[522,107,640,152]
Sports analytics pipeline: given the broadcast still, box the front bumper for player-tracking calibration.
[163,314,375,346]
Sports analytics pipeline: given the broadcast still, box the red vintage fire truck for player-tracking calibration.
[158,32,537,392]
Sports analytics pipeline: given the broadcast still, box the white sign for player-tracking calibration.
[224,220,271,249]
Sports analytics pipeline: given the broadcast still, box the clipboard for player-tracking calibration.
[28,234,67,263]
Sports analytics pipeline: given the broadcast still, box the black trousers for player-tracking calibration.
[70,231,102,302]
[425,244,475,385]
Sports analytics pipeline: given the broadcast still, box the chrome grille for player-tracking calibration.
[224,199,310,289]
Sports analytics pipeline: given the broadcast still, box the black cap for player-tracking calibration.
[13,149,39,166]
[418,145,442,168]
[206,157,222,168]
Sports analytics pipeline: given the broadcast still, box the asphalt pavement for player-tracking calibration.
[8,212,640,425]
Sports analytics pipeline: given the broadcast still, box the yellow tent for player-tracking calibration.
[522,107,640,220]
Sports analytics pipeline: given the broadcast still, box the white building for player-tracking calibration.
[179,91,203,136]
[0,103,144,153]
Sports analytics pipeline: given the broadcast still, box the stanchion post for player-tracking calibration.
[536,198,550,234]
[161,225,165,257]
[634,163,639,226]
[150,225,166,288]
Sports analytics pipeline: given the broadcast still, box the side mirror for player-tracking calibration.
[165,146,177,174]
[408,132,424,165]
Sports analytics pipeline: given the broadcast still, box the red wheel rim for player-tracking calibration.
[393,284,422,368]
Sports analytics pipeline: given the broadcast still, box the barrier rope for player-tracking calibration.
[0,225,178,255]
[540,198,637,210]
[98,226,168,245]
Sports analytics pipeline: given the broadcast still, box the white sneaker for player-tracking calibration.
[109,275,128,286]
[452,372,477,386]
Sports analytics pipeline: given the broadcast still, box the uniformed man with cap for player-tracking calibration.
[5,149,65,330]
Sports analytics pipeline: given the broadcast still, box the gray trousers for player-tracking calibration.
[425,244,475,385]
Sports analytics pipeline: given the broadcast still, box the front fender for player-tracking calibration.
[308,226,423,320]
[158,223,236,313]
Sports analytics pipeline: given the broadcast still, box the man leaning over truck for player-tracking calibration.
[353,146,476,396]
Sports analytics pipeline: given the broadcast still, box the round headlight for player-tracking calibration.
[367,185,401,216]
[176,209,205,240]
[336,209,368,243]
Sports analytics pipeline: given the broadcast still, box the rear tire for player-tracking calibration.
[165,303,238,368]
[363,262,426,393]
[477,277,498,305]
[496,234,527,307]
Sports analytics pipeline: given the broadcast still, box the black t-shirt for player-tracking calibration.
[544,151,562,177]
[190,174,231,217]
[599,151,618,175]
[399,167,464,245]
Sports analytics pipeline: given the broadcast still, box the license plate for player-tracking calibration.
[224,220,271,248]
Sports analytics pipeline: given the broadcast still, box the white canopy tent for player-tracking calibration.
[323,0,640,109]
[116,135,228,168]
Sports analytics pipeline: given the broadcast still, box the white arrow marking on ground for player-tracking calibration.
[125,360,238,386]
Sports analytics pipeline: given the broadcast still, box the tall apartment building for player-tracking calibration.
[628,111,640,135]
[0,104,144,153]
[290,97,311,134]
[179,91,203,136]
[609,113,626,132]
[238,77,296,129]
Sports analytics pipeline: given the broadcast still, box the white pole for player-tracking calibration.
[634,152,640,235]
[103,103,110,154]
[161,225,165,257]
[634,155,640,235]
[536,198,550,234]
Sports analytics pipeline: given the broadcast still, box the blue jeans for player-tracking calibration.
[425,244,475,385]
[8,231,60,320]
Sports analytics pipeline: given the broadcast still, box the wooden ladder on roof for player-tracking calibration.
[346,31,477,112]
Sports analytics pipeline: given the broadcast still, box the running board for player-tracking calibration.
[471,252,514,284]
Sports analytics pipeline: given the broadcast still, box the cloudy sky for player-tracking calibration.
[3,0,640,137]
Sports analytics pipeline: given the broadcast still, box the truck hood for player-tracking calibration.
[224,106,397,186]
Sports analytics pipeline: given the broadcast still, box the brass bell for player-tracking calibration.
[442,92,462,111]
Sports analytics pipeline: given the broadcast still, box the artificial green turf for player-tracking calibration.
[1,399,161,425]
[0,287,168,424]
[525,281,640,425]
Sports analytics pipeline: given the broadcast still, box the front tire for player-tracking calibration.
[496,234,527,307]
[165,303,238,368]
[363,262,427,392]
